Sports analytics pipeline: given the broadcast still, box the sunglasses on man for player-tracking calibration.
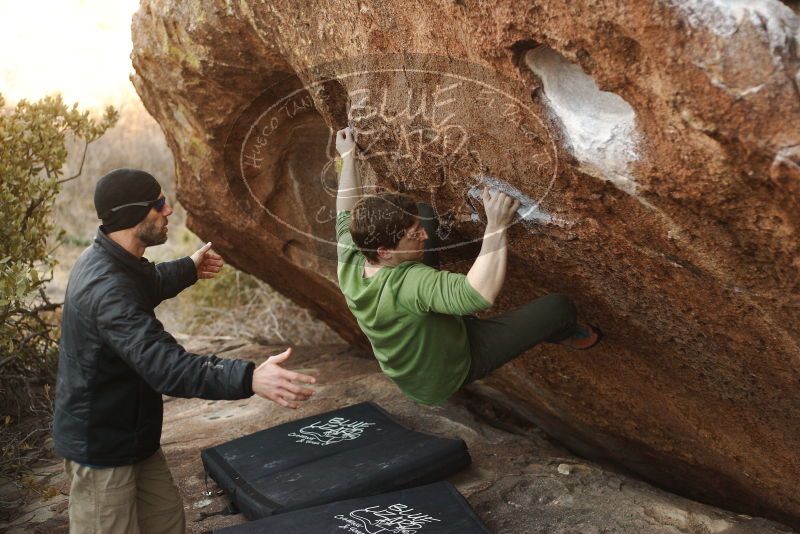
[103,196,167,218]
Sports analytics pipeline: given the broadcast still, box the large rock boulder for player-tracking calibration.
[130,0,800,526]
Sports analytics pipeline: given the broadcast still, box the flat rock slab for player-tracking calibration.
[2,341,791,533]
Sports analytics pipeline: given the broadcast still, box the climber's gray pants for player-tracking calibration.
[462,295,577,383]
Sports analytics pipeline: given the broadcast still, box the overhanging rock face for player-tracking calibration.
[131,0,800,527]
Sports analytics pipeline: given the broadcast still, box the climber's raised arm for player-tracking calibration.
[466,189,520,305]
[336,127,361,212]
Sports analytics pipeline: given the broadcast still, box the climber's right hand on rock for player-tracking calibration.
[335,126,357,158]
[252,347,316,409]
[482,188,520,231]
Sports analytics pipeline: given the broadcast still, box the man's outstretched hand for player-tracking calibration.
[252,348,316,409]
[190,242,224,280]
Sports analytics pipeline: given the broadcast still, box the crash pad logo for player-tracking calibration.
[335,503,441,533]
[288,417,375,446]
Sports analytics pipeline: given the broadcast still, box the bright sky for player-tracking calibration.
[0,0,140,110]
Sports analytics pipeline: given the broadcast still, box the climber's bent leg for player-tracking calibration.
[462,294,577,384]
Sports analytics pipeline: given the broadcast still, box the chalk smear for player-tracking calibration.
[467,175,566,227]
[524,46,641,196]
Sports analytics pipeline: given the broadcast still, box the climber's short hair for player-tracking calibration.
[349,192,418,263]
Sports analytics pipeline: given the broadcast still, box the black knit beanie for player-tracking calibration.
[94,169,162,233]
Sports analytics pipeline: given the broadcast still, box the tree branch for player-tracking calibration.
[56,139,93,184]
[19,196,45,234]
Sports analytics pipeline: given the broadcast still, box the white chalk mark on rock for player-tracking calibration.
[467,175,567,227]
[524,46,641,196]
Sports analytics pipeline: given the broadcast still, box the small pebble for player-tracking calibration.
[193,498,213,509]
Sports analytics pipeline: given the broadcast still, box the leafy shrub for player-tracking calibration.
[0,93,117,474]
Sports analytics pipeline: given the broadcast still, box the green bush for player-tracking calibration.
[0,93,116,472]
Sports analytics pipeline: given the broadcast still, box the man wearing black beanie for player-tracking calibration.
[54,168,317,534]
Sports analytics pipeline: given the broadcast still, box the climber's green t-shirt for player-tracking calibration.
[336,210,491,404]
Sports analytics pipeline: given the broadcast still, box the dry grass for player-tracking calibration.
[159,263,342,345]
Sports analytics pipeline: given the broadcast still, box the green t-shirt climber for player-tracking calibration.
[337,209,491,403]
[334,127,601,405]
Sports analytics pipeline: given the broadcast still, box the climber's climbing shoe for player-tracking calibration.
[559,323,602,350]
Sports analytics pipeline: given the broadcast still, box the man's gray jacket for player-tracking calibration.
[53,229,254,466]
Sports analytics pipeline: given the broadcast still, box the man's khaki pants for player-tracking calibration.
[64,449,185,534]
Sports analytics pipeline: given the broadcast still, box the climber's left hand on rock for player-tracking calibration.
[336,126,357,158]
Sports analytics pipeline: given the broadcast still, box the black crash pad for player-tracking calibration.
[212,481,490,533]
[201,402,471,520]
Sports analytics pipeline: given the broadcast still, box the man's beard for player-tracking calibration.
[136,218,167,246]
